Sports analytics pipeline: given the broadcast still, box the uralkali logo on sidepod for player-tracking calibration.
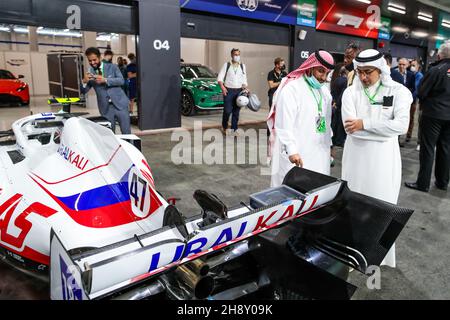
[237,0,258,12]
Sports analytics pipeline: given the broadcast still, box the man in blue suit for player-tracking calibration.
[396,57,415,94]
[383,53,404,84]
[81,47,131,134]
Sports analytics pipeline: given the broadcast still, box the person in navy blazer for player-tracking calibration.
[396,58,416,96]
[81,47,131,134]
[383,53,405,85]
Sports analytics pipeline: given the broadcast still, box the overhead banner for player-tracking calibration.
[436,11,450,49]
[315,0,382,39]
[180,0,298,25]
[297,0,317,28]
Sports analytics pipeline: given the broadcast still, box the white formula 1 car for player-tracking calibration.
[0,111,413,300]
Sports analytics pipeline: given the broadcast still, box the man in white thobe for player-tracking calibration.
[341,49,413,268]
[267,50,335,187]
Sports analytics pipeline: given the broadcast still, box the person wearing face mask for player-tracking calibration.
[267,57,287,108]
[341,49,413,268]
[217,48,248,135]
[406,59,424,145]
[267,50,335,187]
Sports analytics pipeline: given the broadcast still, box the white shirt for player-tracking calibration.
[270,77,332,187]
[217,62,248,89]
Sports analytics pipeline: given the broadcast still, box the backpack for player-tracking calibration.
[223,62,245,83]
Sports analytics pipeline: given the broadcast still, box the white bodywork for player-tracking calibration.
[0,113,342,300]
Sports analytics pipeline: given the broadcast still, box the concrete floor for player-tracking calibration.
[1,121,449,300]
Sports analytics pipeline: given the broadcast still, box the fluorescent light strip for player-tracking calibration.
[388,6,406,14]
[357,0,371,4]
[412,31,428,37]
[392,26,409,33]
[443,23,450,29]
[388,2,406,10]
[418,15,432,22]
[418,12,432,18]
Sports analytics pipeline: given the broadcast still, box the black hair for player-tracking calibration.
[85,47,101,57]
[231,48,240,55]
[383,52,393,65]
[346,43,361,51]
[104,49,114,56]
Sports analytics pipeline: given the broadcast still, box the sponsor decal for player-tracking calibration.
[0,193,57,249]
[60,257,83,300]
[237,0,258,12]
[145,197,318,274]
[57,144,89,171]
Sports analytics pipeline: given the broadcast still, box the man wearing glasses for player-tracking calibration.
[341,49,413,268]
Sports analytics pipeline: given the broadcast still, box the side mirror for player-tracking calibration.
[18,75,25,79]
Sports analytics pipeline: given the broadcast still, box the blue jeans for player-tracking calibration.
[222,88,242,131]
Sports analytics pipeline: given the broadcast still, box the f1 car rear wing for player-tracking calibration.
[50,167,413,300]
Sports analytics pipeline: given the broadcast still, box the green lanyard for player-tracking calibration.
[304,76,323,114]
[304,76,326,133]
[363,82,383,105]
[96,63,105,76]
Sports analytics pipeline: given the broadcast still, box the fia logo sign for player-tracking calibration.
[237,0,258,12]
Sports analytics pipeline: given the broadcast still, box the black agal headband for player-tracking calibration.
[355,51,383,63]
[314,50,335,69]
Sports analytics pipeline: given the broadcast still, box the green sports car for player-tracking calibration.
[181,63,224,116]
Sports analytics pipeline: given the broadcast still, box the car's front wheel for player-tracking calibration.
[181,90,195,116]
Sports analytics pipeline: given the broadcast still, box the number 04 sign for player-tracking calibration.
[153,40,170,51]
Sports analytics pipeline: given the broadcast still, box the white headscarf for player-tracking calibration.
[352,49,396,88]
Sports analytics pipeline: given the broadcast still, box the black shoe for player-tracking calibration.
[434,182,448,191]
[404,182,429,192]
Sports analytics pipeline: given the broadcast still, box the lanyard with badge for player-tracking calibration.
[95,63,105,76]
[363,82,383,105]
[305,76,326,134]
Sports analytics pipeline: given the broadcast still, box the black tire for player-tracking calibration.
[20,100,30,107]
[181,90,196,116]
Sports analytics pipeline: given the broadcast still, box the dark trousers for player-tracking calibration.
[416,115,450,189]
[331,107,347,147]
[222,88,242,131]
[417,108,423,145]
[407,102,417,139]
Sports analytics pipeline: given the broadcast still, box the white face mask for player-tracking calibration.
[233,55,241,63]
[410,66,417,73]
